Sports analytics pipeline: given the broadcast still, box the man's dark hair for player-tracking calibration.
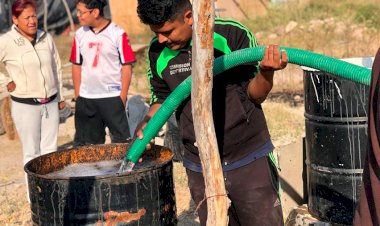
[137,0,192,25]
[76,0,107,17]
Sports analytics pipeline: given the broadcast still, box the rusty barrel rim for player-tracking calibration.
[24,143,174,180]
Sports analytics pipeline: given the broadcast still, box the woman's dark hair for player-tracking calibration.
[12,0,36,18]
[137,0,192,25]
[76,0,107,17]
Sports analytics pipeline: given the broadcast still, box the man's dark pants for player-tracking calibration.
[186,156,283,226]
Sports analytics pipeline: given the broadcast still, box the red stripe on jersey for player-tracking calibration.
[70,37,79,64]
[121,33,136,64]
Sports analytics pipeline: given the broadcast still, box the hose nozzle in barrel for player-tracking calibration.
[118,157,135,173]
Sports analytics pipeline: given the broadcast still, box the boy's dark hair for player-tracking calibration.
[76,0,107,16]
[137,0,192,25]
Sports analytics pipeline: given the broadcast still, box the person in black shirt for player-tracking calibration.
[136,0,288,225]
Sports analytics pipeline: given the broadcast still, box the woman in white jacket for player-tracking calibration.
[0,0,65,171]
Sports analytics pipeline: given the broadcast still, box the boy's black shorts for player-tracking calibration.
[74,96,131,145]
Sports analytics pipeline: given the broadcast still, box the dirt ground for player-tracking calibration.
[0,131,30,225]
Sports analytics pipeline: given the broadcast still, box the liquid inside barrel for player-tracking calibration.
[24,143,177,226]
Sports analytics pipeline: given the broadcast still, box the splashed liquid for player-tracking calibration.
[46,159,156,177]
[118,159,135,174]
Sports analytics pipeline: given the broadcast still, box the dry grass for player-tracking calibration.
[246,0,380,57]
[263,102,305,147]
[243,0,380,102]
[129,47,151,96]
[0,185,30,225]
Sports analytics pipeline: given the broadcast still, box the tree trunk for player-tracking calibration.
[43,0,48,32]
[61,0,75,34]
[191,1,229,226]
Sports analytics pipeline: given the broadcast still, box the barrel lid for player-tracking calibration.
[301,56,374,71]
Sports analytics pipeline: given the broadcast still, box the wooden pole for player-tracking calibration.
[191,0,229,226]
[43,0,48,32]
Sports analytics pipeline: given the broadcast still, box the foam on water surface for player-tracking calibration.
[46,159,156,177]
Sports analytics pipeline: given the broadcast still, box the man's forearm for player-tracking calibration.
[247,69,274,104]
[144,104,162,122]
[247,45,288,104]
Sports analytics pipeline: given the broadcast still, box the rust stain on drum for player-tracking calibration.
[96,209,147,225]
[28,143,131,175]
[158,149,173,163]
[28,143,173,176]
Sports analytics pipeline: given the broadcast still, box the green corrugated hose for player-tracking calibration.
[123,46,372,165]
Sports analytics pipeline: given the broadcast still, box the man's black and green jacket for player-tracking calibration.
[147,18,274,171]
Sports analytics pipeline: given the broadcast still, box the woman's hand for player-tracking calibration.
[7,81,16,92]
[58,101,66,110]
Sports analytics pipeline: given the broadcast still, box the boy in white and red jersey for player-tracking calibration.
[70,0,136,145]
